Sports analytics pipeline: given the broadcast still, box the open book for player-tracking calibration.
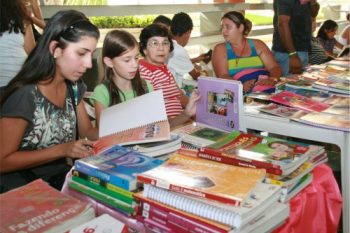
[337,44,350,58]
[93,90,171,154]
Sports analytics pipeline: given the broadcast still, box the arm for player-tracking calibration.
[212,43,231,79]
[179,87,189,107]
[76,100,98,140]
[23,23,35,54]
[190,53,207,63]
[335,39,344,50]
[254,39,282,84]
[278,15,303,74]
[0,117,93,173]
[94,101,105,129]
[188,66,201,80]
[28,0,45,29]
[169,89,200,128]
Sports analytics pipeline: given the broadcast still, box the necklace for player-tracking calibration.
[235,39,247,67]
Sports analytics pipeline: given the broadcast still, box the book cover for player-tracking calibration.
[172,122,229,149]
[297,111,350,132]
[196,76,245,132]
[68,178,136,215]
[280,173,313,202]
[312,79,350,95]
[259,103,308,119]
[68,214,128,233]
[137,154,266,206]
[74,145,164,191]
[0,179,95,233]
[270,91,331,112]
[95,90,171,152]
[200,131,317,175]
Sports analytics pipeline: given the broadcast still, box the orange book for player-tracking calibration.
[137,154,266,206]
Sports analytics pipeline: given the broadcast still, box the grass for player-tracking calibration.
[245,12,273,26]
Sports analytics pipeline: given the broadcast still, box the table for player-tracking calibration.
[244,111,350,233]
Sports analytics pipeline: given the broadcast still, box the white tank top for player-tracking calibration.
[0,31,28,87]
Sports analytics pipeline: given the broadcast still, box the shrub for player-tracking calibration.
[89,15,156,28]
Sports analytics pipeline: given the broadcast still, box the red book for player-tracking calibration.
[135,193,233,233]
[0,179,95,233]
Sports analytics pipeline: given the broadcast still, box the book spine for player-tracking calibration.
[143,218,174,233]
[68,179,136,215]
[139,196,231,233]
[198,152,283,175]
[75,160,133,190]
[137,174,241,206]
[71,175,134,205]
[72,170,133,200]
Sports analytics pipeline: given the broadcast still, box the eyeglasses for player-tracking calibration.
[147,40,171,48]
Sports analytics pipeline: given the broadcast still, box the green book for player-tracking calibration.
[68,178,136,215]
[71,175,134,205]
[72,169,134,202]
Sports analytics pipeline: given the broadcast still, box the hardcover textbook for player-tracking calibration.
[196,77,245,132]
[94,90,171,153]
[0,179,95,233]
[137,154,266,206]
[75,145,164,191]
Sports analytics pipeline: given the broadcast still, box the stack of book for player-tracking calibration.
[0,179,95,233]
[135,153,289,232]
[68,145,164,216]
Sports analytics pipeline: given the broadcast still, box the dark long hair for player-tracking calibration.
[317,19,338,40]
[1,10,100,106]
[102,30,147,105]
[0,0,29,35]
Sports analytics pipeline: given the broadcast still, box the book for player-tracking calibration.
[270,91,331,112]
[296,111,350,132]
[312,79,350,95]
[280,173,313,202]
[199,131,322,175]
[128,133,181,158]
[142,181,281,228]
[72,169,134,203]
[259,103,308,119]
[137,185,287,233]
[74,145,164,191]
[264,161,313,188]
[68,214,128,233]
[172,122,230,149]
[68,177,136,215]
[0,179,95,233]
[196,76,245,132]
[137,153,266,206]
[337,44,350,58]
[93,90,171,154]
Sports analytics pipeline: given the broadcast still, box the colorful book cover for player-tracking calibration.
[196,76,245,132]
[323,95,350,115]
[74,145,164,191]
[137,154,266,206]
[270,91,331,112]
[0,179,95,233]
[259,103,308,119]
[297,111,350,132]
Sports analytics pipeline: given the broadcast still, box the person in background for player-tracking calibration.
[0,0,35,87]
[317,19,344,57]
[0,10,100,192]
[339,13,350,46]
[24,0,46,41]
[212,11,281,94]
[153,15,172,32]
[272,0,319,76]
[166,12,209,87]
[139,24,200,128]
[91,30,153,126]
[309,6,332,65]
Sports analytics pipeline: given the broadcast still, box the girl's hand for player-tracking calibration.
[61,139,95,159]
[184,89,200,117]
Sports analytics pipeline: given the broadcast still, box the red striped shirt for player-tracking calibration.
[139,59,183,118]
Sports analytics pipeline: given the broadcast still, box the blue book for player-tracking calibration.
[74,145,164,191]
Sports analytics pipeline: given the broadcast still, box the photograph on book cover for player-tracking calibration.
[196,77,245,132]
